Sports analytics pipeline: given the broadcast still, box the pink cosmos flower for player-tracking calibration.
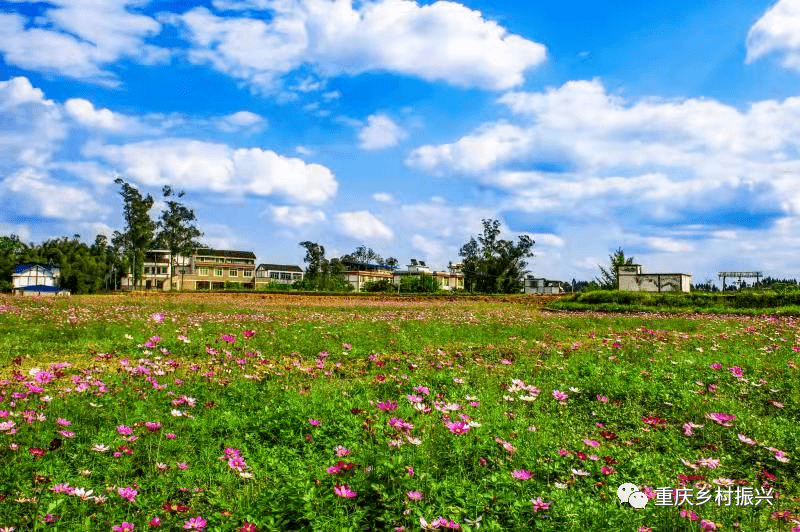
[309,419,321,426]
[242,329,255,338]
[583,439,600,448]
[641,486,656,499]
[335,445,350,457]
[342,343,352,350]
[710,363,722,370]
[116,425,133,436]
[183,516,207,530]
[683,422,703,436]
[444,420,470,435]
[118,486,137,502]
[596,395,609,403]
[680,509,699,521]
[113,523,135,532]
[729,366,744,378]
[377,401,398,411]
[148,517,161,527]
[531,496,551,512]
[145,422,161,432]
[638,528,653,532]
[165,432,177,439]
[601,466,615,475]
[511,469,533,480]
[407,491,424,501]
[177,462,189,470]
[56,418,71,427]
[239,523,258,532]
[699,519,718,530]
[219,334,236,344]
[150,312,165,323]
[552,390,568,402]
[334,484,357,498]
[705,412,735,427]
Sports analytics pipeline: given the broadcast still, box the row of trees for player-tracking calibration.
[0,179,202,293]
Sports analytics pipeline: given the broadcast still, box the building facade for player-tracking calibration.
[392,259,464,291]
[254,264,304,286]
[618,264,692,293]
[523,277,564,294]
[121,249,257,291]
[341,260,395,291]
[12,263,70,296]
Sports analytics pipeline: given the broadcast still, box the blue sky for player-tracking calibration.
[2,0,800,284]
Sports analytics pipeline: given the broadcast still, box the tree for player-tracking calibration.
[0,235,28,291]
[596,247,635,290]
[155,186,203,290]
[113,178,156,290]
[458,219,535,293]
[299,241,327,280]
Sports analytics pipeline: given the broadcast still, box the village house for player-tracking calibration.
[340,259,395,291]
[121,248,257,290]
[618,264,692,293]
[12,263,70,296]
[523,277,565,294]
[392,259,465,291]
[254,263,304,287]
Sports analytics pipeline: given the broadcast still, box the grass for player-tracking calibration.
[0,293,798,531]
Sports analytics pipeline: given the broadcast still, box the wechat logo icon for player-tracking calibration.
[617,483,648,509]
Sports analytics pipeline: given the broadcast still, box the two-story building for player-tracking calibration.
[392,259,464,291]
[341,260,395,291]
[254,264,304,287]
[121,248,257,291]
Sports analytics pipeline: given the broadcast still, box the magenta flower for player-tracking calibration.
[335,445,350,457]
[242,329,255,338]
[683,422,703,436]
[219,334,236,344]
[729,366,744,378]
[601,466,615,475]
[334,484,357,498]
[165,432,177,439]
[709,363,722,370]
[596,395,609,403]
[699,519,718,530]
[145,421,161,432]
[116,425,133,436]
[150,312,165,323]
[113,523,135,532]
[444,420,470,435]
[377,400,398,411]
[531,496,551,512]
[583,439,600,447]
[117,486,138,502]
[308,419,321,426]
[148,517,161,527]
[705,412,735,427]
[56,418,71,427]
[407,491,424,501]
[183,516,207,530]
[511,469,533,480]
[552,390,568,402]
[342,343,352,350]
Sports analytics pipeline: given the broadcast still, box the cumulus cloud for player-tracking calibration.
[64,98,143,132]
[271,205,326,225]
[0,1,167,85]
[1,168,106,221]
[358,113,407,150]
[176,1,546,93]
[335,211,394,240]
[372,192,394,202]
[408,79,800,226]
[85,138,338,204]
[746,0,800,70]
[217,110,267,132]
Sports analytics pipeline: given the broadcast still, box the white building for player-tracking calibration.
[523,277,564,294]
[254,264,304,286]
[392,259,465,291]
[618,264,692,293]
[12,263,70,296]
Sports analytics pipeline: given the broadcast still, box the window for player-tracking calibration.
[292,273,301,279]
[280,272,291,280]
[230,269,238,277]
[243,270,252,277]
[214,268,223,277]
[270,272,280,279]
[198,267,209,276]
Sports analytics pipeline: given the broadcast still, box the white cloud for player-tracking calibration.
[372,192,394,202]
[1,168,106,221]
[358,113,407,150]
[530,233,565,248]
[410,234,444,262]
[746,0,800,70]
[64,98,143,132]
[0,77,66,168]
[217,110,267,132]
[335,211,394,240]
[295,145,315,156]
[85,138,338,204]
[0,2,167,84]
[176,1,546,93]
[271,205,326,225]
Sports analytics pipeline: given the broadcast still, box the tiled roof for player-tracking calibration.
[193,248,256,259]
[256,264,304,272]
[13,263,58,274]
[20,285,61,292]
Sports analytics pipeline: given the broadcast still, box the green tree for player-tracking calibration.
[155,186,203,290]
[458,219,535,293]
[0,235,28,291]
[113,178,156,290]
[299,241,327,281]
[596,247,635,290]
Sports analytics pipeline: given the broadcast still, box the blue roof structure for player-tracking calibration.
[20,285,61,292]
[13,263,59,274]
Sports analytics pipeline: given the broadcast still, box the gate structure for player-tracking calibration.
[718,271,762,291]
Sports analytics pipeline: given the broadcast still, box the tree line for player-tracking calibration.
[0,179,202,293]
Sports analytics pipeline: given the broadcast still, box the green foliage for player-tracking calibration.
[361,279,395,292]
[554,288,800,311]
[398,274,439,293]
[459,219,534,293]
[154,186,203,290]
[596,247,634,290]
[113,178,156,290]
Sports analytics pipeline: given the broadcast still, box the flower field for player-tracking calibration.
[0,293,798,531]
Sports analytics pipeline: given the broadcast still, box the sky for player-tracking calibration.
[2,0,800,285]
